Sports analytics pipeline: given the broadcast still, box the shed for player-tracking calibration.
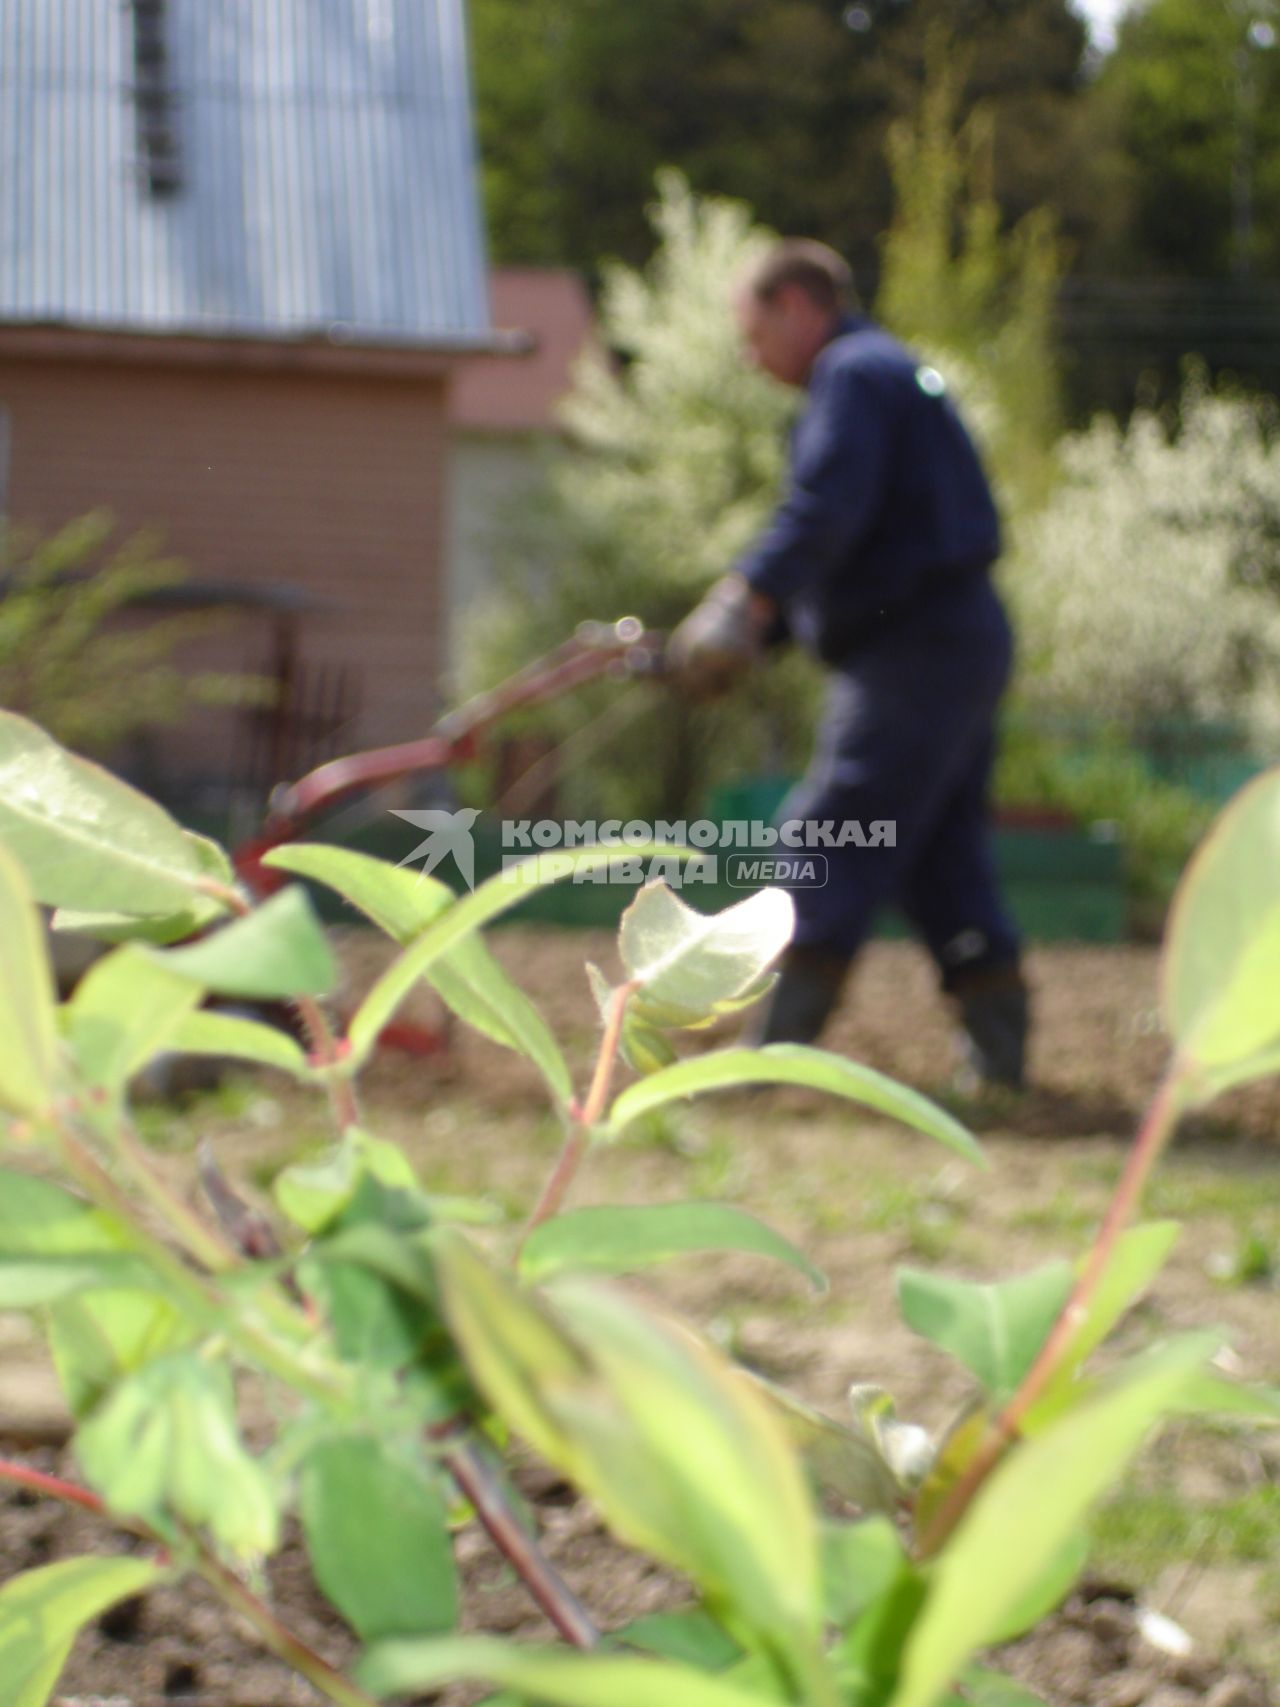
[0,0,495,798]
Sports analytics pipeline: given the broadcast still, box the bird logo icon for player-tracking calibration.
[390,807,481,891]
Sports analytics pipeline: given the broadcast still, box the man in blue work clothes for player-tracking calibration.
[669,239,1029,1089]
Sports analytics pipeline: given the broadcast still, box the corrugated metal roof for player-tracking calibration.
[0,0,492,346]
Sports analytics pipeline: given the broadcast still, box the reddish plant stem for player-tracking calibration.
[116,1116,237,1273]
[523,980,638,1238]
[0,1456,108,1516]
[296,996,361,1132]
[0,1457,378,1707]
[523,1129,589,1239]
[191,881,360,1130]
[196,877,252,917]
[916,1069,1188,1557]
[196,1552,384,1707]
[434,1426,599,1649]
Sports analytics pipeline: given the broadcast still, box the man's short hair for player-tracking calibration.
[744,240,856,314]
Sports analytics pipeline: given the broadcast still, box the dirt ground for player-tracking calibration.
[7,928,1279,1707]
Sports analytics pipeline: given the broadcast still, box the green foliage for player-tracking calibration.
[468,0,1099,287]
[0,710,234,919]
[1097,0,1280,280]
[0,717,1276,1707]
[75,1353,279,1557]
[1162,768,1280,1100]
[156,886,336,999]
[995,714,1215,919]
[876,34,1064,519]
[896,1261,1074,1403]
[0,843,59,1118]
[299,1434,457,1641]
[518,1202,825,1290]
[607,1045,982,1162]
[0,1556,164,1707]
[0,511,252,759]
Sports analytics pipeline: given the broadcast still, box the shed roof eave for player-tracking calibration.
[0,318,528,378]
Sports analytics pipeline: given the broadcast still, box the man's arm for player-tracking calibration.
[737,358,894,607]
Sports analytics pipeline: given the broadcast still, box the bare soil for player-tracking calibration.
[6,930,1278,1707]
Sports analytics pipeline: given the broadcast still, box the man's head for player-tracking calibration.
[735,239,856,387]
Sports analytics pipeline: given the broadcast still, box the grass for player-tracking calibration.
[1091,1483,1280,1580]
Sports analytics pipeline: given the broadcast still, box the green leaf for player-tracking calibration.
[0,843,58,1118]
[0,1555,163,1707]
[1162,769,1280,1075]
[347,846,684,1065]
[0,1170,105,1252]
[607,1045,982,1164]
[358,1633,794,1706]
[519,1202,825,1290]
[275,1141,362,1234]
[984,1531,1090,1645]
[891,1334,1227,1707]
[1182,1041,1280,1108]
[263,841,453,937]
[896,1261,1074,1402]
[833,1559,928,1704]
[821,1515,907,1627]
[1165,1370,1280,1421]
[0,1252,164,1307]
[951,1668,1048,1707]
[52,834,238,945]
[0,1170,192,1415]
[437,1235,822,1655]
[49,1290,193,1420]
[300,1180,453,1380]
[1028,1223,1180,1427]
[64,945,201,1093]
[52,904,214,944]
[545,1276,823,1653]
[166,1009,311,1077]
[299,1434,457,1641]
[760,1381,905,1515]
[75,1353,278,1557]
[431,1231,591,1470]
[151,886,335,998]
[612,1609,742,1669]
[618,882,792,1023]
[275,1131,420,1234]
[264,844,571,1102]
[0,711,223,916]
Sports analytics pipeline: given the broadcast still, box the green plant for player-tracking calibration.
[0,705,1278,1707]
[995,713,1216,920]
[876,29,1064,522]
[0,510,259,759]
[1006,370,1280,745]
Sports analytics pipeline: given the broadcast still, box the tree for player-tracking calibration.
[468,0,1104,289]
[876,31,1063,516]
[1094,0,1280,278]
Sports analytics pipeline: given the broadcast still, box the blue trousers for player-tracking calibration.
[779,577,1021,988]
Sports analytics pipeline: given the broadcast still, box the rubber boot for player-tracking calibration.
[747,945,852,1047]
[949,963,1030,1092]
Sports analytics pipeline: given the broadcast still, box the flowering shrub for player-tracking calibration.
[1009,376,1280,740]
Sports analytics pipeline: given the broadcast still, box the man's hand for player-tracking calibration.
[666,575,776,700]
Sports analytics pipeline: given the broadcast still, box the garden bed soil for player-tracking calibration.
[3,932,1276,1706]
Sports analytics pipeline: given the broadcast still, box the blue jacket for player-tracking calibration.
[737,316,1001,664]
